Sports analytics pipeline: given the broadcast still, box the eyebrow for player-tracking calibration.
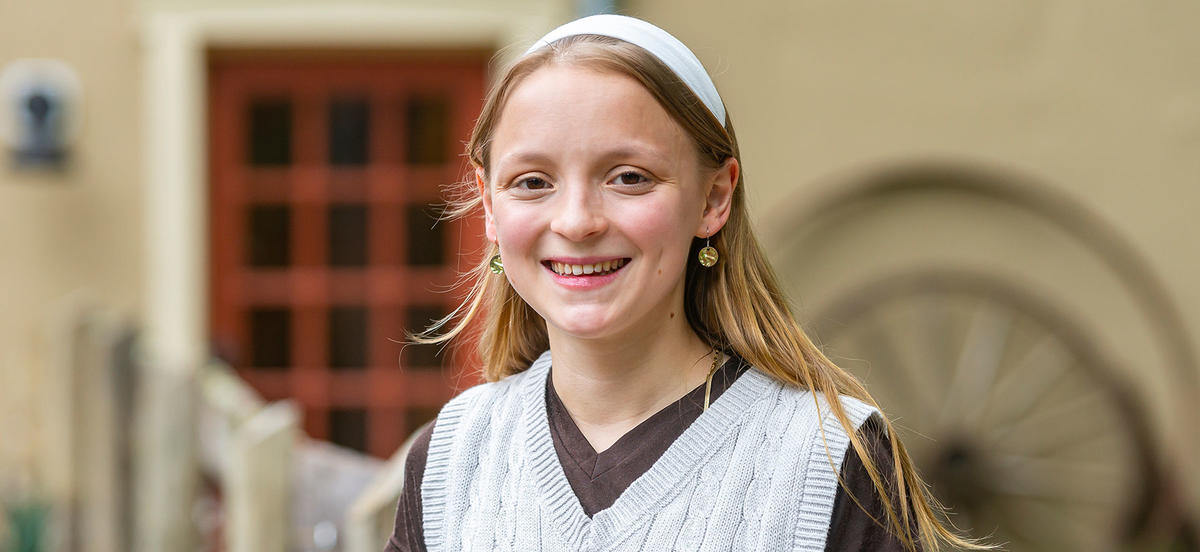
[597,145,672,165]
[495,144,672,169]
[495,150,554,167]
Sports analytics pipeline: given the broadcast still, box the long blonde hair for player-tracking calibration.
[420,35,986,552]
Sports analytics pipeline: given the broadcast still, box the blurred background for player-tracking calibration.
[1,0,1197,550]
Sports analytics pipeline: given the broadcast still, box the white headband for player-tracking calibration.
[524,14,727,124]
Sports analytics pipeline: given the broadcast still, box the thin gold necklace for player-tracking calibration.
[702,348,723,411]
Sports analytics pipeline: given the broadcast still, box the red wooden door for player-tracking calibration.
[208,52,486,458]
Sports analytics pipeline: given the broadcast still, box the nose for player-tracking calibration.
[548,182,607,241]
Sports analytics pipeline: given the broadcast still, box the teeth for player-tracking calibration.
[550,259,626,276]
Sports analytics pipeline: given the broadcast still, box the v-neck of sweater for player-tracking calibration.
[388,356,916,552]
[545,355,749,516]
[521,351,773,547]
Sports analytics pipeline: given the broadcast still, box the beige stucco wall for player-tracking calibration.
[0,0,143,505]
[0,0,144,330]
[630,0,1200,514]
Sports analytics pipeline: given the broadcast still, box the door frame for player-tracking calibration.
[136,7,557,550]
[139,5,557,372]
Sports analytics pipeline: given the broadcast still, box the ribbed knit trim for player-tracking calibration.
[792,395,878,551]
[518,351,590,547]
[521,350,777,549]
[422,373,527,551]
[422,350,878,552]
[421,385,472,551]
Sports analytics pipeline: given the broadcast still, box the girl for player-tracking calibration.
[386,14,982,552]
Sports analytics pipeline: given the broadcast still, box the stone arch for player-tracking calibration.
[765,162,1194,387]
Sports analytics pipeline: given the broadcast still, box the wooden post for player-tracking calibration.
[226,400,299,552]
[133,356,198,552]
[74,309,135,552]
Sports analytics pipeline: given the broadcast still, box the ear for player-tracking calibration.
[477,166,498,243]
[696,157,739,238]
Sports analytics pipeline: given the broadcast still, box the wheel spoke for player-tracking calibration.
[992,491,1107,551]
[985,389,1105,448]
[889,296,954,421]
[983,337,1069,437]
[988,332,1060,401]
[982,465,1121,506]
[915,291,955,384]
[953,306,1014,428]
[992,453,1125,497]
[987,497,1055,551]
[857,311,941,424]
[1024,415,1124,460]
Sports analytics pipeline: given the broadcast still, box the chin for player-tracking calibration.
[551,321,614,340]
[545,312,623,341]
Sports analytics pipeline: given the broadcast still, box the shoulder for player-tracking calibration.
[427,351,551,451]
[841,412,894,478]
[388,422,436,552]
[405,421,436,474]
[826,414,921,551]
[728,368,880,467]
[433,352,549,421]
[760,370,879,435]
[829,394,880,432]
[435,375,517,415]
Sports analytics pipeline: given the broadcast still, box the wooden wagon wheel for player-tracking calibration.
[812,270,1161,551]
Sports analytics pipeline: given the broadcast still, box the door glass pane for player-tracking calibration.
[248,99,292,166]
[406,204,444,266]
[328,203,367,266]
[405,95,449,165]
[249,307,291,369]
[403,305,444,369]
[405,406,440,439]
[328,306,367,369]
[329,97,369,166]
[248,204,290,267]
[328,408,367,452]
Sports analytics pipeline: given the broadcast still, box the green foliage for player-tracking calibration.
[3,502,46,552]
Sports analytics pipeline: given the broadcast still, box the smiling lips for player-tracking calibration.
[546,258,629,277]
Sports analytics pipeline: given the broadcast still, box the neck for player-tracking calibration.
[547,314,713,453]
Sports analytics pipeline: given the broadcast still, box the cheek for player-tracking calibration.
[491,202,541,254]
[620,198,697,257]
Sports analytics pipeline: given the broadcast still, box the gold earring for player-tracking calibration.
[489,254,504,274]
[698,233,718,267]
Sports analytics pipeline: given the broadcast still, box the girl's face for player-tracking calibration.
[479,64,736,342]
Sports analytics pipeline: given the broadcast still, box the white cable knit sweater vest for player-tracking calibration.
[421,350,878,552]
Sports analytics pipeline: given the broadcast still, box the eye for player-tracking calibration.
[504,173,554,196]
[515,176,551,190]
[611,171,652,191]
[616,172,647,185]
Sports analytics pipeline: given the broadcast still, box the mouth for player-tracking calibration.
[543,258,630,277]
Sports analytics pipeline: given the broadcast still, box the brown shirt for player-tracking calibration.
[385,357,917,551]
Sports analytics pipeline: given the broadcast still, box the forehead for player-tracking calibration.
[490,64,693,169]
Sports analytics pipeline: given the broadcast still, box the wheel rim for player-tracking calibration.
[814,271,1157,551]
